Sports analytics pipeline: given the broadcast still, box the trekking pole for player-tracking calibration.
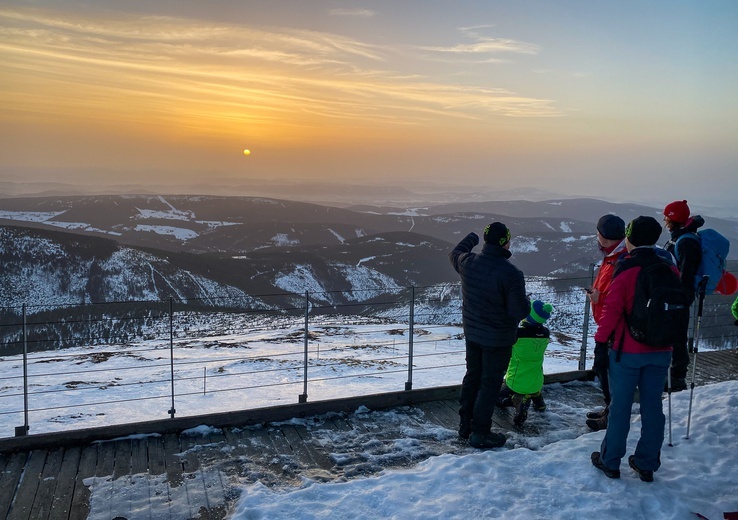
[685,276,709,440]
[667,370,673,447]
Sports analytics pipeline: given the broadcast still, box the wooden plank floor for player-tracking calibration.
[1,349,736,520]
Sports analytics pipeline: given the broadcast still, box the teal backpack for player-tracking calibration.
[675,229,730,294]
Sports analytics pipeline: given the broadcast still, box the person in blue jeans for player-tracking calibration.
[590,216,678,482]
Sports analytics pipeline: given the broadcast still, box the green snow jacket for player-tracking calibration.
[505,322,550,395]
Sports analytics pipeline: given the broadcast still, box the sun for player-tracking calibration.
[243,149,251,156]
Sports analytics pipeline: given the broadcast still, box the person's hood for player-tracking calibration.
[684,215,705,233]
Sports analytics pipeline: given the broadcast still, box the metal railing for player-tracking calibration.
[1,272,736,438]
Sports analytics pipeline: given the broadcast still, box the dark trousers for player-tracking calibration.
[459,340,512,434]
[671,338,690,380]
[671,302,696,380]
[593,340,611,406]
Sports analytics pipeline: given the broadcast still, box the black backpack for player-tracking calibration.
[624,259,690,348]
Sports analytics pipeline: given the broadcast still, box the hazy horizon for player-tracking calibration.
[2,1,737,207]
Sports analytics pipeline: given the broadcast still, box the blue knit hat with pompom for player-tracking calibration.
[525,300,553,325]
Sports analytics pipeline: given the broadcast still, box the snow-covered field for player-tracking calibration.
[0,313,585,438]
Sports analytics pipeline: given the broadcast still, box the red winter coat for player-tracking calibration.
[594,249,675,355]
[591,240,627,323]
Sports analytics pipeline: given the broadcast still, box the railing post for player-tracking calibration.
[405,286,415,391]
[168,298,176,418]
[579,263,595,371]
[299,291,309,403]
[15,304,29,437]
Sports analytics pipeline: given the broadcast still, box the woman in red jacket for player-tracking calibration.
[590,216,675,483]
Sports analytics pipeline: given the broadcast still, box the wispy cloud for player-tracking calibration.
[418,38,539,55]
[328,8,375,18]
[0,6,560,142]
[418,25,539,56]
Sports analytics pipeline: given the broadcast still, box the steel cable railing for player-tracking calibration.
[1,274,736,438]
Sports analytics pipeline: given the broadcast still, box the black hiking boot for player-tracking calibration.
[469,431,507,449]
[591,451,620,479]
[531,392,546,412]
[497,394,514,408]
[628,455,654,482]
[497,384,514,408]
[586,406,609,419]
[512,394,531,425]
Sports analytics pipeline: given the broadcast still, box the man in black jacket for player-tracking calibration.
[449,222,530,449]
[663,200,703,391]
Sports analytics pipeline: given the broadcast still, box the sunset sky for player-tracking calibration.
[1,1,737,205]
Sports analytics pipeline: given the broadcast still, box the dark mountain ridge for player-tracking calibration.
[2,195,736,313]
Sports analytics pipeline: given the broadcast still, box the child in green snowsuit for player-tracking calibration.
[732,295,738,325]
[498,300,553,425]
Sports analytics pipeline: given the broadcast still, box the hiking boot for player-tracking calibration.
[469,431,507,449]
[497,384,514,407]
[531,392,546,412]
[512,394,531,425]
[586,406,609,420]
[586,413,608,432]
[628,455,654,482]
[591,451,620,479]
[669,377,687,393]
[497,395,514,408]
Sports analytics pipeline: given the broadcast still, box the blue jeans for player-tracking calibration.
[600,349,671,472]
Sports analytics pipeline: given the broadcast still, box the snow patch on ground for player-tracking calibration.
[228,380,738,520]
[357,256,376,266]
[334,263,401,300]
[561,235,591,243]
[134,224,198,241]
[272,233,299,246]
[511,236,539,254]
[0,210,66,222]
[328,228,345,243]
[274,264,326,295]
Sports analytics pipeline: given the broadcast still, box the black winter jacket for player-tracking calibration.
[664,215,704,304]
[449,232,530,347]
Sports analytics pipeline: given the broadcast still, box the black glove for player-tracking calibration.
[468,232,479,245]
[734,319,738,326]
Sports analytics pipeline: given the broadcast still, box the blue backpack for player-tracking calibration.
[675,229,730,294]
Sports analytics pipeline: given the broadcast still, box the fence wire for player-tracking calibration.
[1,275,736,438]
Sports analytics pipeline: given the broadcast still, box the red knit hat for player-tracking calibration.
[663,200,690,225]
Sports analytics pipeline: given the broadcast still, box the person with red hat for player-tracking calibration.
[591,216,681,482]
[662,199,705,391]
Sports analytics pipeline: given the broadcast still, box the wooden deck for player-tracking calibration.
[1,349,736,520]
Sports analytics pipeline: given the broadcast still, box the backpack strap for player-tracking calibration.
[613,257,644,363]
[615,332,625,362]
[673,232,699,263]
